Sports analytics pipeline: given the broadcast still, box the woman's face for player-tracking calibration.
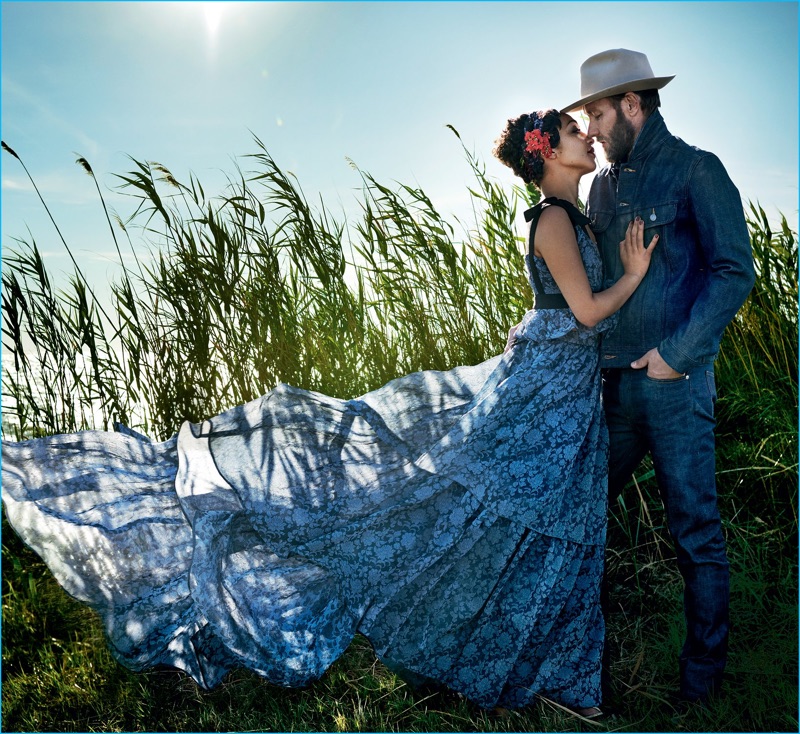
[552,114,596,175]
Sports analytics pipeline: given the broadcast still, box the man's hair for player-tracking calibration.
[609,89,661,117]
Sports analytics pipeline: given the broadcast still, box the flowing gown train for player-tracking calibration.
[2,198,613,709]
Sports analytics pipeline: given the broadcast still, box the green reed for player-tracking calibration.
[2,131,535,440]
[2,135,797,732]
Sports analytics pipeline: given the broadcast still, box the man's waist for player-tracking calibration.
[598,347,651,368]
[600,342,715,368]
[600,321,667,365]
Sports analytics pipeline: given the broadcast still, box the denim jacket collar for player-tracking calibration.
[626,109,671,164]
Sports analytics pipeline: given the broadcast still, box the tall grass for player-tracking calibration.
[1,131,532,440]
[1,134,797,732]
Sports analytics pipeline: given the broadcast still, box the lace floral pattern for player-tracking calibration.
[518,223,618,343]
[2,222,609,709]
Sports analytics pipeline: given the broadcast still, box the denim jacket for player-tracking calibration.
[586,110,755,372]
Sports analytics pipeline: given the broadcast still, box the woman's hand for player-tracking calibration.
[504,324,519,353]
[619,217,659,280]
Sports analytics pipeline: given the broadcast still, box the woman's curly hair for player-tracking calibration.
[493,109,562,188]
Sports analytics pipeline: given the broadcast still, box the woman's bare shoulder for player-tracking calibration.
[534,205,577,251]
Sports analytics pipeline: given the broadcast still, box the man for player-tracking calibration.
[561,49,755,707]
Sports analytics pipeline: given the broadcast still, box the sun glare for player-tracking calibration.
[202,2,227,45]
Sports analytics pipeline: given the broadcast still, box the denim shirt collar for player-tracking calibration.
[627,109,671,164]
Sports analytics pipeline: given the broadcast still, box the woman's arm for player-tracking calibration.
[535,206,657,327]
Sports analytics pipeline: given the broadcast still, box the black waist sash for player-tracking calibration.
[523,197,591,310]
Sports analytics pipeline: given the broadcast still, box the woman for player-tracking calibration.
[2,109,656,716]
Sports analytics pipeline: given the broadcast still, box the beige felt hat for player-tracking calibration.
[561,48,674,112]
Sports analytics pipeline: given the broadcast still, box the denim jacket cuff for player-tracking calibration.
[658,340,701,375]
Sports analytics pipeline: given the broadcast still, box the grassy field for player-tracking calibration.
[2,134,797,732]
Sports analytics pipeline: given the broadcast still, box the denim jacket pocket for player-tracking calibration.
[589,210,614,235]
[634,202,677,235]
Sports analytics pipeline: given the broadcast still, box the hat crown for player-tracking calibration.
[580,48,656,97]
[560,47,673,112]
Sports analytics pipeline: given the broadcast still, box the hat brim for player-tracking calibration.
[560,75,675,113]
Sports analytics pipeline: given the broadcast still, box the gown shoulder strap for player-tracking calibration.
[522,197,591,310]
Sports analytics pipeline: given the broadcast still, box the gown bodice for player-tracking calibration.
[516,204,618,344]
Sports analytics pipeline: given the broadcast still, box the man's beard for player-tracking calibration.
[605,114,637,163]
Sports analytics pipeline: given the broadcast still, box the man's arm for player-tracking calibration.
[657,153,756,373]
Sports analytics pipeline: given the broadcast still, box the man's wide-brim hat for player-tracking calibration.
[561,48,674,112]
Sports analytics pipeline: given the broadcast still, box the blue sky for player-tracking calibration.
[2,1,798,299]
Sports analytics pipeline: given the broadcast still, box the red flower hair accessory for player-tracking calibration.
[524,128,553,159]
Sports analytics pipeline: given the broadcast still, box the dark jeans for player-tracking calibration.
[602,366,729,703]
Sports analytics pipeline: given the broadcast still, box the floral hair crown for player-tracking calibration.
[523,114,553,159]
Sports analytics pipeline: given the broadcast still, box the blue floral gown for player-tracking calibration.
[2,198,615,710]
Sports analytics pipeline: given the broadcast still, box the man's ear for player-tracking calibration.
[622,92,644,122]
